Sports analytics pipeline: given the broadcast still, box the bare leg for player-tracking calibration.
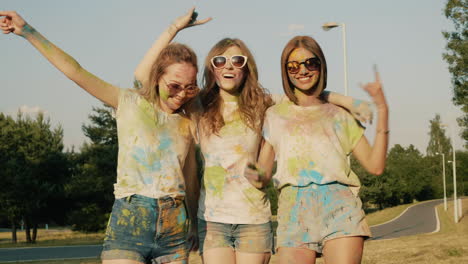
[322,236,364,264]
[277,247,316,264]
[203,247,236,264]
[235,251,271,264]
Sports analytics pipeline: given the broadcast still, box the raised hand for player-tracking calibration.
[360,65,387,109]
[171,7,212,32]
[0,11,27,36]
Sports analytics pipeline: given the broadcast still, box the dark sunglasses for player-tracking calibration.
[286,57,321,74]
[163,78,199,98]
[211,55,248,69]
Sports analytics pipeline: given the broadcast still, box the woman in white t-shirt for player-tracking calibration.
[249,35,389,264]
[1,10,210,264]
[134,9,374,264]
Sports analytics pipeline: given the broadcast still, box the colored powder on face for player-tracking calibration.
[159,85,170,101]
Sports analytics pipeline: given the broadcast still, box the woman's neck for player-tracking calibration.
[294,88,323,107]
[219,88,240,103]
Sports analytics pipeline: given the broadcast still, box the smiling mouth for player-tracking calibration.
[223,73,235,79]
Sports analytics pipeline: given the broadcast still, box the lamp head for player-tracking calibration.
[322,22,340,31]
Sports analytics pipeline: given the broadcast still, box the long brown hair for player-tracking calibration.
[200,38,273,135]
[137,43,198,115]
[281,36,328,104]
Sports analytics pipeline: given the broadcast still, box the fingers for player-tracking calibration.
[0,10,15,17]
[373,64,381,83]
[187,6,196,16]
[193,17,212,26]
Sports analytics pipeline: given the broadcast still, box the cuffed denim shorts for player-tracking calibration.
[101,194,189,264]
[197,219,273,255]
[276,182,371,254]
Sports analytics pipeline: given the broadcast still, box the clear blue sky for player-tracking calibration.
[1,0,464,153]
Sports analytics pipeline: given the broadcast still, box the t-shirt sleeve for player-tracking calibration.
[262,108,275,148]
[116,88,138,118]
[271,94,285,105]
[339,110,365,154]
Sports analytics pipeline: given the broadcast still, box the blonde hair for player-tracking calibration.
[200,38,273,135]
[137,43,198,115]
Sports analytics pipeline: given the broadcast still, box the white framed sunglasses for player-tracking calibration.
[211,55,248,69]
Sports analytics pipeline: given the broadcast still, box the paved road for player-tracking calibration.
[0,245,102,262]
[369,199,443,240]
[0,199,445,262]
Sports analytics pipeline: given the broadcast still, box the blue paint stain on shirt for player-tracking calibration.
[158,134,172,151]
[298,169,323,185]
[131,147,162,172]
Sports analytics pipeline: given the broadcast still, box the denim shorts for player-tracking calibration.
[276,182,371,254]
[101,194,189,264]
[197,219,273,255]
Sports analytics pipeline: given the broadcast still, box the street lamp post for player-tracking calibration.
[441,123,459,222]
[322,22,349,96]
[436,152,447,211]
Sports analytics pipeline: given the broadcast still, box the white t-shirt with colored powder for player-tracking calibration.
[114,88,194,199]
[197,101,271,224]
[263,98,364,195]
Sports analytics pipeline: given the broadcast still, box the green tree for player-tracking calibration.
[455,150,468,195]
[0,112,68,243]
[443,0,468,146]
[426,114,451,156]
[0,113,23,243]
[357,144,436,210]
[65,106,117,232]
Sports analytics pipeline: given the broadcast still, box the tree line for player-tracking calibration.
[1,108,466,244]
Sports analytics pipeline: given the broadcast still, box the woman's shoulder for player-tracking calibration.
[119,88,142,102]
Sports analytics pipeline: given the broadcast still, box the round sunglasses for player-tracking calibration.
[162,78,199,98]
[286,57,321,74]
[211,55,248,69]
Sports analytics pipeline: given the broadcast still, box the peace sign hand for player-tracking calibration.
[172,7,212,32]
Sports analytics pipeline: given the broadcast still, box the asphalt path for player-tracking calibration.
[0,199,445,262]
[0,245,102,262]
[369,199,443,240]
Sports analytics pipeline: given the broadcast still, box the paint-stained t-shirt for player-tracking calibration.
[197,101,271,224]
[114,88,194,199]
[263,98,364,195]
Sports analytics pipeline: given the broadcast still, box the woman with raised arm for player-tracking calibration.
[135,9,374,264]
[0,10,210,264]
[248,35,389,264]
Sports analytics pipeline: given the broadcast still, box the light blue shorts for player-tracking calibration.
[198,219,273,255]
[101,194,189,264]
[276,182,371,253]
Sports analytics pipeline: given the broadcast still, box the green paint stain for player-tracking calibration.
[204,166,226,198]
[276,101,291,117]
[159,86,169,100]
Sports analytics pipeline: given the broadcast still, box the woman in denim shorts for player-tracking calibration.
[0,10,210,264]
[250,35,389,264]
[135,8,373,264]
